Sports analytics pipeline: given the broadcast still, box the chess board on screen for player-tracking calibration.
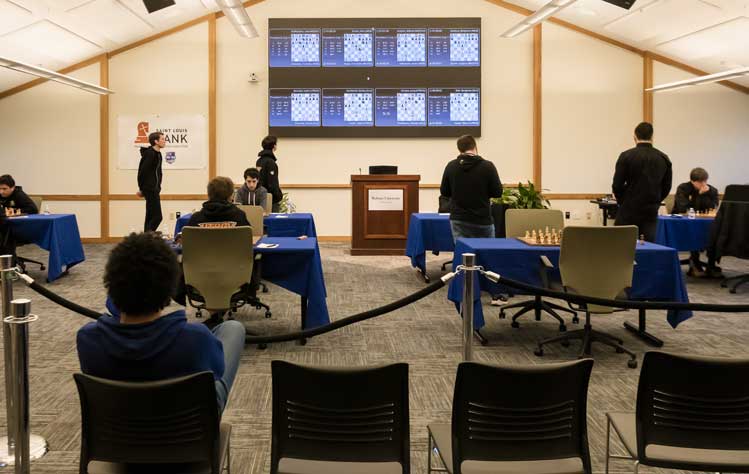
[268,18,481,138]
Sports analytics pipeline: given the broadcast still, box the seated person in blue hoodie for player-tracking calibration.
[76,232,245,412]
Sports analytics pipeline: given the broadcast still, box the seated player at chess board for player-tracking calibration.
[672,167,719,214]
[0,174,38,215]
[672,167,721,277]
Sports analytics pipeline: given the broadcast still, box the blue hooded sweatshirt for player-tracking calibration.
[76,309,225,382]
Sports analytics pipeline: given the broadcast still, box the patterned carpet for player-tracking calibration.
[2,242,749,473]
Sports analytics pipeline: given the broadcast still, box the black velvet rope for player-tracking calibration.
[18,270,749,346]
[485,272,749,313]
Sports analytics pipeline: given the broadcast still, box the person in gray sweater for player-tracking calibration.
[234,168,268,209]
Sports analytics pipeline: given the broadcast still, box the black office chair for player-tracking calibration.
[606,351,749,473]
[428,359,594,474]
[73,371,231,474]
[714,184,749,293]
[15,195,45,274]
[270,360,410,474]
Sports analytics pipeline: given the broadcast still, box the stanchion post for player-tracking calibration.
[0,254,17,462]
[4,298,47,473]
[461,253,476,362]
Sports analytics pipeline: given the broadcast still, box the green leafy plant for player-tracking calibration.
[491,181,550,209]
[278,193,296,213]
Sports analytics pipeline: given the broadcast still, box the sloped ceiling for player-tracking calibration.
[1,0,747,94]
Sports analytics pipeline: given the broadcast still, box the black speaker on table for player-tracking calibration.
[601,0,635,9]
[369,165,398,175]
[142,0,176,13]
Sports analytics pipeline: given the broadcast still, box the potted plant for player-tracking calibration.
[490,181,551,237]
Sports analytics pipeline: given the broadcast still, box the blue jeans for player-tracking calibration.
[212,320,245,412]
[450,219,495,244]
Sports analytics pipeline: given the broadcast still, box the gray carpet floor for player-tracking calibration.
[2,242,749,473]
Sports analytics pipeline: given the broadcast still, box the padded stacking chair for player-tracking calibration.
[605,351,749,473]
[270,360,410,474]
[15,195,46,274]
[74,372,231,474]
[428,359,594,474]
[499,208,577,331]
[238,204,270,293]
[662,194,675,214]
[263,196,272,215]
[182,226,270,344]
[534,225,639,368]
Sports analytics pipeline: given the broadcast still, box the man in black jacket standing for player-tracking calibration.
[612,122,672,242]
[256,136,283,213]
[440,135,503,240]
[137,132,165,232]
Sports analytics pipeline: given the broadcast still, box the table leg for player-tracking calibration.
[420,268,430,283]
[474,329,488,346]
[299,296,308,346]
[602,208,608,226]
[623,309,663,347]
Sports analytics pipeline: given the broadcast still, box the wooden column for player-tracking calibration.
[533,24,542,188]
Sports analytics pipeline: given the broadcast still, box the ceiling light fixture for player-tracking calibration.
[646,66,749,92]
[0,56,113,95]
[217,0,258,38]
[501,0,578,38]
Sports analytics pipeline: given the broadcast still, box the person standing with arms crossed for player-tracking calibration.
[256,135,283,213]
[137,132,165,232]
[612,122,672,242]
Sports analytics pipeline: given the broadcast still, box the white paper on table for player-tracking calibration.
[256,243,279,248]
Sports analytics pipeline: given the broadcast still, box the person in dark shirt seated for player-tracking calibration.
[672,167,720,277]
[76,232,245,412]
[187,176,250,227]
[0,175,38,215]
[175,176,259,316]
[672,167,719,214]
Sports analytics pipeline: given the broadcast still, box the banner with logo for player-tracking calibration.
[117,115,207,170]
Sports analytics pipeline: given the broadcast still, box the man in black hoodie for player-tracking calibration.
[440,135,503,241]
[137,132,165,232]
[0,174,38,214]
[186,177,250,228]
[256,135,283,212]
[612,122,672,242]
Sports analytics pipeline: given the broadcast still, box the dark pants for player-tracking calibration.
[144,191,162,232]
[614,215,657,242]
[271,201,280,213]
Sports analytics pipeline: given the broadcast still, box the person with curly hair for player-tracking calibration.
[76,232,245,412]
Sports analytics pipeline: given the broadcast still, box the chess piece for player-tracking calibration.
[639,234,645,245]
[531,230,537,241]
[524,230,530,239]
[545,226,549,235]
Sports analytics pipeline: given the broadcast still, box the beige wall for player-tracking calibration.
[1,0,748,239]
[653,62,749,192]
[541,23,642,195]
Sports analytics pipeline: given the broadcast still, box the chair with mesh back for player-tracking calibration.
[605,351,749,473]
[427,359,593,474]
[74,371,231,474]
[15,195,46,274]
[271,360,410,474]
[534,225,639,368]
[499,209,577,331]
[182,226,270,344]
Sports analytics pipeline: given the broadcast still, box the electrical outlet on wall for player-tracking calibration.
[565,211,571,219]
[585,212,592,221]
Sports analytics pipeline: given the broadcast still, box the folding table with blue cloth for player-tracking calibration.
[175,212,317,238]
[448,238,692,347]
[656,215,715,275]
[404,213,454,282]
[7,214,86,282]
[168,236,329,334]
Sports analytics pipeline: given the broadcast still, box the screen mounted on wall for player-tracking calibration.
[268,18,481,138]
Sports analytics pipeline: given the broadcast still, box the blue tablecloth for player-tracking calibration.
[175,213,317,238]
[256,237,328,329]
[405,213,454,274]
[447,238,691,331]
[8,214,85,281]
[656,215,714,252]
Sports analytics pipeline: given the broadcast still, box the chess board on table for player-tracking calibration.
[516,228,562,247]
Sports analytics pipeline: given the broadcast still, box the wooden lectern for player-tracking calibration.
[351,175,420,256]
